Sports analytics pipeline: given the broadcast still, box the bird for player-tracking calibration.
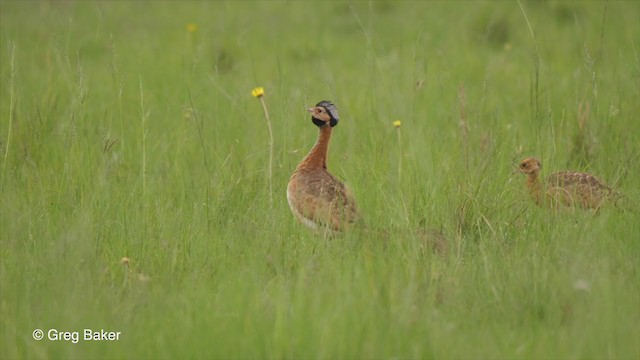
[516,157,620,210]
[286,100,359,235]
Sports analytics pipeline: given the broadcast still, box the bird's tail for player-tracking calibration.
[611,190,637,213]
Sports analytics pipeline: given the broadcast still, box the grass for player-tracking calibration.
[1,1,639,359]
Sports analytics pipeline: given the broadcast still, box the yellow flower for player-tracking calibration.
[251,87,265,98]
[393,120,402,128]
[186,23,198,33]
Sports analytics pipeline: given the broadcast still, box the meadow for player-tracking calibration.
[1,1,639,359]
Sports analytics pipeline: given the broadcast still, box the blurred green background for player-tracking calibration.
[1,1,639,359]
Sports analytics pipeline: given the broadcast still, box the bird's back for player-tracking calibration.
[545,171,615,209]
[287,167,359,234]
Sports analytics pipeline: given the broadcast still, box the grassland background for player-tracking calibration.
[1,1,639,359]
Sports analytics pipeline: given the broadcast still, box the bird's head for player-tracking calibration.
[307,100,339,128]
[517,157,542,177]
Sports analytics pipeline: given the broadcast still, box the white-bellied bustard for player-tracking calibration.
[517,157,620,210]
[286,101,359,235]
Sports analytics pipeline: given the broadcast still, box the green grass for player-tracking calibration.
[1,1,639,359]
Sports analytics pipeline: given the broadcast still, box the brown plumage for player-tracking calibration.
[286,101,359,235]
[517,157,619,210]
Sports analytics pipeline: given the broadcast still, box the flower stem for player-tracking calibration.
[396,127,402,182]
[259,96,273,206]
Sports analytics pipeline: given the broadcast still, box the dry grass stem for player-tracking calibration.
[458,84,469,178]
[2,42,16,182]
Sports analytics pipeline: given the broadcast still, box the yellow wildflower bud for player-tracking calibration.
[393,120,402,128]
[251,87,265,98]
[186,23,198,33]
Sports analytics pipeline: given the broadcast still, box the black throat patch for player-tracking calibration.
[312,117,326,127]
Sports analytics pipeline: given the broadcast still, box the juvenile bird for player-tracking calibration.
[517,157,619,210]
[286,101,359,235]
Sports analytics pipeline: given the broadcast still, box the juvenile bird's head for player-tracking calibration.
[307,100,339,128]
[517,157,542,177]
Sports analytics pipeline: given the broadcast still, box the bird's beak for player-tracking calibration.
[306,107,315,113]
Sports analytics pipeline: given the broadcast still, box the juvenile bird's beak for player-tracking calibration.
[306,107,315,113]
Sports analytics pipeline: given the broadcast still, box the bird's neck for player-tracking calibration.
[300,125,332,170]
[526,173,544,206]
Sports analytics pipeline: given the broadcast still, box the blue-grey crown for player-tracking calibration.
[316,100,339,122]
